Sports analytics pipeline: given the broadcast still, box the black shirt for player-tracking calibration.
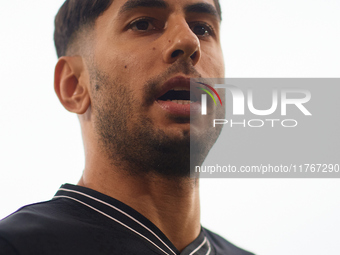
[0,184,254,255]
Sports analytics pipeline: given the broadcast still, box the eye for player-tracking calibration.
[129,18,157,32]
[190,22,215,38]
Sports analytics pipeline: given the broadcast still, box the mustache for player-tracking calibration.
[143,60,202,106]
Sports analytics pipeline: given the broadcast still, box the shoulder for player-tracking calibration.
[203,228,255,255]
[0,198,86,254]
[0,236,18,255]
[0,199,61,230]
[0,198,75,232]
[0,197,146,254]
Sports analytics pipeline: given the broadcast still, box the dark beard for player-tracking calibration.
[90,61,218,178]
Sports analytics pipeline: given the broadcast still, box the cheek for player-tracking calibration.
[199,42,224,76]
[121,49,162,86]
[200,53,225,77]
[94,38,138,75]
[99,45,158,79]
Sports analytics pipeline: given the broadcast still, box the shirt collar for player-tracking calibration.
[53,184,213,255]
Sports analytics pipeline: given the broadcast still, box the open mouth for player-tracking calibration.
[157,88,198,104]
[154,76,202,116]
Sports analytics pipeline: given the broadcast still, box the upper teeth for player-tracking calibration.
[168,100,193,104]
[171,87,189,91]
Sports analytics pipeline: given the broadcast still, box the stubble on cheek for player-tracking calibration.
[88,68,191,177]
[88,59,222,178]
[92,73,128,146]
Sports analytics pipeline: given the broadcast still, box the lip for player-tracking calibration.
[155,76,201,116]
[155,76,191,99]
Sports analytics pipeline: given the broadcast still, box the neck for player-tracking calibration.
[78,154,201,252]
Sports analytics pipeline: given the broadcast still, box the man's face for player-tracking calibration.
[87,0,224,176]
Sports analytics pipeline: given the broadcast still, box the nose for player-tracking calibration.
[163,19,201,66]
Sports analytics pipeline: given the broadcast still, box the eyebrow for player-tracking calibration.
[119,0,220,21]
[184,3,220,20]
[119,0,169,14]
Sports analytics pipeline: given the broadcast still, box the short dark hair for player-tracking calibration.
[54,0,221,58]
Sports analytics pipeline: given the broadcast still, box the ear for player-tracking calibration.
[54,56,91,114]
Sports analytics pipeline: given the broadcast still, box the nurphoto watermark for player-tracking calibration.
[190,78,340,178]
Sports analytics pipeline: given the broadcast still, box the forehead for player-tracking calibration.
[104,0,219,19]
